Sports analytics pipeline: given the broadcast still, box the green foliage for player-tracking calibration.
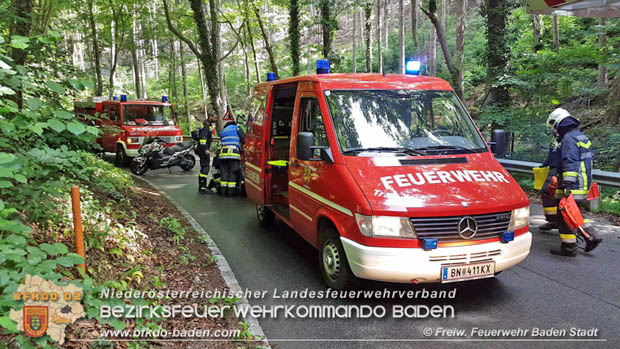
[160,215,186,244]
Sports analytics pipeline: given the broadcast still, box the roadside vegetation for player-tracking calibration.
[0,32,250,347]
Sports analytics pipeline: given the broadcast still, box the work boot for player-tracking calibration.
[199,177,207,194]
[539,222,557,231]
[584,236,602,253]
[550,242,577,257]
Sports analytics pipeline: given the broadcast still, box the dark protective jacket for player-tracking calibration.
[557,119,594,200]
[542,138,561,169]
[196,121,213,154]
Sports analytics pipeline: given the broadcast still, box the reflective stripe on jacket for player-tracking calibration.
[219,145,241,160]
[559,129,593,200]
[220,125,240,147]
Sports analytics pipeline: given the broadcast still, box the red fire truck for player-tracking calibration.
[244,60,532,289]
[75,95,183,166]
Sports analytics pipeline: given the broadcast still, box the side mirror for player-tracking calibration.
[297,132,314,160]
[490,129,508,158]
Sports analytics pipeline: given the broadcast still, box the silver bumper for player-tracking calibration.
[341,232,532,283]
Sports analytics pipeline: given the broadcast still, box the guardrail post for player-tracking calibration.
[70,186,86,275]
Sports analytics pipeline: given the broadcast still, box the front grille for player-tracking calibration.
[411,212,511,242]
[429,249,501,263]
[158,136,178,144]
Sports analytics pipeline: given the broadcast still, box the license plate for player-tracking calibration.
[441,262,495,283]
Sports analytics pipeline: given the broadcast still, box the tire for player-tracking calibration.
[180,154,196,171]
[114,145,130,167]
[318,225,357,290]
[130,159,149,175]
[256,204,275,227]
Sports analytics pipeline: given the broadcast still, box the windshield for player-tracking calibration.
[123,104,174,126]
[325,90,487,155]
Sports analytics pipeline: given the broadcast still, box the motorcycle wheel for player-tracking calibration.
[130,160,149,175]
[180,154,196,171]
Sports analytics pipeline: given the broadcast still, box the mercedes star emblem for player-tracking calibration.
[458,216,478,239]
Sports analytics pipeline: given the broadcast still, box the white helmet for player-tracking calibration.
[546,108,572,130]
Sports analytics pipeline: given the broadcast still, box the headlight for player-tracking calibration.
[127,137,141,144]
[355,214,417,239]
[508,206,529,230]
[175,135,183,142]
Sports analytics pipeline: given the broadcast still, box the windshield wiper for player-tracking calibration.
[343,147,425,156]
[412,145,476,154]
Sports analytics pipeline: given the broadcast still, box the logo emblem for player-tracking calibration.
[461,201,469,207]
[23,306,48,337]
[457,216,478,239]
[304,167,312,186]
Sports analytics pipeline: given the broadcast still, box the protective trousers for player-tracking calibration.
[198,153,210,192]
[541,169,559,222]
[220,159,240,196]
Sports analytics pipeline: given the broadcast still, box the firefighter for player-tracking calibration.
[539,137,561,231]
[195,119,214,194]
[218,120,245,196]
[546,108,602,256]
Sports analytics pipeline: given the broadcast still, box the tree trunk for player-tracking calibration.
[428,20,436,76]
[605,70,620,124]
[108,3,125,98]
[484,0,511,107]
[552,14,559,51]
[353,9,357,73]
[9,0,33,108]
[197,56,209,120]
[88,0,103,96]
[411,0,418,50]
[244,0,260,83]
[422,0,462,99]
[289,0,300,75]
[383,0,388,52]
[179,41,190,123]
[252,3,278,78]
[364,2,373,72]
[217,19,228,122]
[455,0,466,99]
[532,14,543,51]
[320,0,331,58]
[399,0,404,74]
[131,17,142,99]
[170,40,177,103]
[376,0,383,74]
[138,21,147,99]
[598,17,607,89]
[150,0,159,80]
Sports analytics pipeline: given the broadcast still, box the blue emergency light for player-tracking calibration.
[405,60,421,75]
[501,231,515,243]
[266,72,277,81]
[112,96,118,101]
[120,94,127,102]
[162,95,168,103]
[316,59,330,74]
[422,238,438,250]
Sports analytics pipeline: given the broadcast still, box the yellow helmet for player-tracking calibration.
[546,108,572,130]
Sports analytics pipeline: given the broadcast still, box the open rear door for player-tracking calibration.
[244,86,271,205]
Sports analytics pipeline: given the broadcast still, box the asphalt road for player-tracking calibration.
[139,165,620,348]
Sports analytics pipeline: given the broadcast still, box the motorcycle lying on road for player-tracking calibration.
[130,137,196,175]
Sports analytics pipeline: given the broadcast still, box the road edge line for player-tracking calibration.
[132,174,270,347]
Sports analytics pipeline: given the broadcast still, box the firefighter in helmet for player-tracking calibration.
[194,118,214,194]
[218,120,245,196]
[546,108,602,256]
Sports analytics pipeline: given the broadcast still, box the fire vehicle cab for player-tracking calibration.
[244,62,532,289]
[74,95,183,166]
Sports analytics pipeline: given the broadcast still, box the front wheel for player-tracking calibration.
[180,154,196,171]
[256,205,274,227]
[130,159,149,175]
[319,225,357,290]
[115,145,130,167]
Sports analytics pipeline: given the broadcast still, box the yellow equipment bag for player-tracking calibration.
[533,166,550,190]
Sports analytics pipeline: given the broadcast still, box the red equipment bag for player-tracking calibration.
[558,194,585,232]
[587,182,600,201]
